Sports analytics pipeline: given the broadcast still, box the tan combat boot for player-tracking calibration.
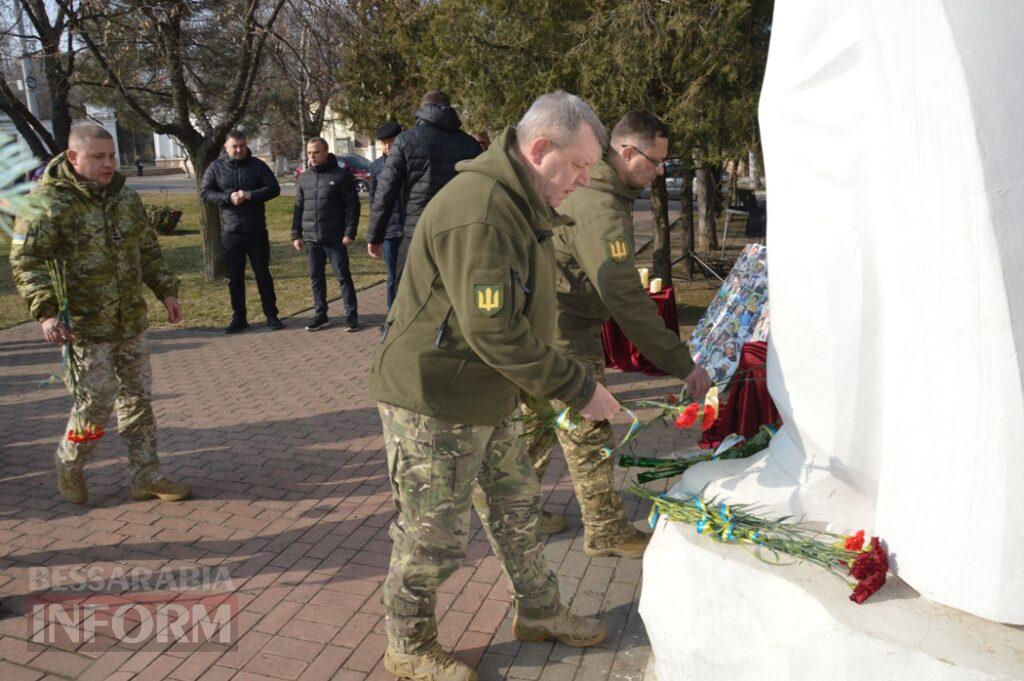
[55,456,87,505]
[131,478,192,502]
[513,605,607,647]
[538,510,568,535]
[583,527,650,559]
[383,643,478,681]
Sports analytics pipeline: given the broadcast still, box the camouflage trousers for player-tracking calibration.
[518,355,635,551]
[56,332,161,485]
[378,403,560,654]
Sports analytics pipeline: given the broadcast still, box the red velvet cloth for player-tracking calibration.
[700,341,780,449]
[601,287,679,376]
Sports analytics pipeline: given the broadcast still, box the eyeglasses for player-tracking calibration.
[621,144,666,170]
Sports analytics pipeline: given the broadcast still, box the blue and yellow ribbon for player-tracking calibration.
[555,407,577,432]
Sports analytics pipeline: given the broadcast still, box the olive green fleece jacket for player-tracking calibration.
[369,127,596,426]
[553,156,695,380]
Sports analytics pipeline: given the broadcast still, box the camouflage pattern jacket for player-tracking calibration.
[9,153,180,342]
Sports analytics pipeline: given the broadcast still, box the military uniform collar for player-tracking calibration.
[590,154,643,201]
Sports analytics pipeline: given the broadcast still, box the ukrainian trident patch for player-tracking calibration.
[474,283,504,316]
[605,237,631,263]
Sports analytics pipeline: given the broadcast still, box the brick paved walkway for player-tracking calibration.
[0,282,695,681]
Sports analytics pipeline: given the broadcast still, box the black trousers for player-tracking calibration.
[307,240,358,323]
[221,230,278,320]
[393,233,415,299]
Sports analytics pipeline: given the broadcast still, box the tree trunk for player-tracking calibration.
[0,99,51,159]
[41,48,71,151]
[191,151,226,281]
[649,173,671,284]
[696,166,719,251]
[0,75,55,159]
[681,163,696,279]
[749,140,765,189]
[710,162,724,215]
[728,156,741,207]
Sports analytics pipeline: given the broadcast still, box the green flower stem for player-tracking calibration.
[631,487,855,580]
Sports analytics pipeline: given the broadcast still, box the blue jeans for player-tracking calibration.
[306,240,357,324]
[383,237,403,309]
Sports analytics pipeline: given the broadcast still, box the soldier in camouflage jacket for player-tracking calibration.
[9,124,192,505]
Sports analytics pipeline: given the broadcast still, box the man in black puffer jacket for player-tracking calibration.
[291,138,361,332]
[366,91,481,295]
[200,130,283,334]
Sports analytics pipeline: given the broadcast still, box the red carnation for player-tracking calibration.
[847,537,888,604]
[844,530,865,552]
[850,570,887,604]
[675,403,700,429]
[700,404,717,431]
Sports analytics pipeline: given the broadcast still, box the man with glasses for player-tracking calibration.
[517,111,713,558]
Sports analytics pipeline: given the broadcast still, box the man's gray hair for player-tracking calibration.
[307,137,329,151]
[516,91,608,150]
[68,123,113,148]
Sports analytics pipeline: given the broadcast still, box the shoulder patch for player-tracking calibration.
[473,283,505,316]
[604,237,631,263]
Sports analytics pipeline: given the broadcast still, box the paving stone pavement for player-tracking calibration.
[0,281,700,681]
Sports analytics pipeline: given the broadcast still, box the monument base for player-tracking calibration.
[640,519,1024,681]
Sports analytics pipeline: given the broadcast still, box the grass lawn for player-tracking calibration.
[0,192,387,331]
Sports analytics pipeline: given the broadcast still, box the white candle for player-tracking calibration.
[649,277,663,294]
[638,268,650,289]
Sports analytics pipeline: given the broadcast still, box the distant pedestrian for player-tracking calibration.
[366,90,481,297]
[369,121,404,309]
[200,130,283,334]
[135,158,144,177]
[291,137,361,332]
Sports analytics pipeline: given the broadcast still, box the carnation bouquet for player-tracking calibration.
[547,369,889,603]
[635,488,889,603]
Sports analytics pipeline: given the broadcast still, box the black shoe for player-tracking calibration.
[344,321,359,333]
[266,315,284,330]
[224,318,249,334]
[305,316,329,331]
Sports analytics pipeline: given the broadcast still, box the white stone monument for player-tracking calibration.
[643,1,1024,678]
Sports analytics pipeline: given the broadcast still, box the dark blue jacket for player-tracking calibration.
[291,154,360,242]
[369,154,404,240]
[199,149,280,234]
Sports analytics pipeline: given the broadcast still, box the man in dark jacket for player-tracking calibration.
[291,137,361,331]
[369,121,404,309]
[366,91,481,295]
[200,130,283,333]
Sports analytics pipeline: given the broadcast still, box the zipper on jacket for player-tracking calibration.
[435,306,455,348]
[379,319,393,344]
